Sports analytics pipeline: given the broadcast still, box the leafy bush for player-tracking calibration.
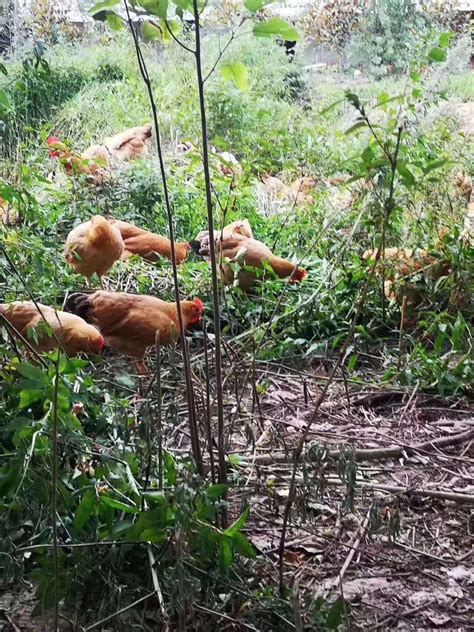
[348,0,437,77]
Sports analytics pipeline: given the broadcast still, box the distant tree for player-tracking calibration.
[302,0,368,54]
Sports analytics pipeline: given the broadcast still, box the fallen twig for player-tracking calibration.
[328,503,373,590]
[244,428,474,465]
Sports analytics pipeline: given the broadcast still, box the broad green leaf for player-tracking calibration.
[319,98,345,116]
[205,484,229,498]
[244,0,278,11]
[162,19,181,43]
[74,489,97,531]
[428,47,446,63]
[0,89,11,111]
[347,354,357,372]
[423,158,448,174]
[219,535,233,570]
[361,146,375,164]
[106,11,124,30]
[19,389,43,409]
[345,91,361,109]
[232,531,256,559]
[410,71,421,82]
[89,0,120,14]
[15,363,48,382]
[139,0,169,18]
[173,0,194,9]
[344,121,367,135]
[224,506,250,537]
[142,490,166,504]
[100,495,139,514]
[439,32,453,48]
[326,597,348,629]
[221,62,249,92]
[253,18,299,41]
[397,163,416,186]
[141,21,163,41]
[163,450,176,485]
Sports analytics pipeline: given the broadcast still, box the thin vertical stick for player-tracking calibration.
[123,0,202,474]
[192,0,227,499]
[156,334,163,491]
[397,295,407,371]
[51,350,61,630]
[203,322,216,484]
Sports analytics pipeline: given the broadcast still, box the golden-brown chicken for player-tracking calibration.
[216,151,243,179]
[193,219,253,248]
[260,175,317,206]
[108,219,191,264]
[362,246,451,303]
[0,197,19,226]
[103,124,152,162]
[454,171,472,204]
[197,232,307,291]
[65,215,124,287]
[65,291,203,360]
[47,137,107,185]
[0,301,105,356]
[261,174,291,200]
[289,176,317,206]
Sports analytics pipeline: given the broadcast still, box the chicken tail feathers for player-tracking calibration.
[65,293,93,322]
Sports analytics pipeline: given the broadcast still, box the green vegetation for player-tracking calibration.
[0,1,473,628]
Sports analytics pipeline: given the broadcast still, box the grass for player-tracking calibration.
[0,24,473,630]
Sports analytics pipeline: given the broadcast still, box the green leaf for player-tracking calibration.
[89,0,120,13]
[253,18,299,41]
[74,489,97,531]
[428,47,447,63]
[139,0,169,17]
[18,389,42,409]
[163,450,176,485]
[439,32,453,48]
[410,71,421,83]
[347,354,357,372]
[244,0,278,10]
[162,19,181,43]
[100,495,139,514]
[219,535,234,570]
[361,146,375,165]
[221,62,249,91]
[319,98,345,116]
[0,89,11,111]
[141,21,163,41]
[0,63,7,76]
[397,163,416,187]
[423,158,448,175]
[344,121,367,135]
[106,11,124,30]
[232,531,256,559]
[224,506,250,538]
[345,91,361,109]
[205,484,229,498]
[326,597,348,629]
[16,364,48,382]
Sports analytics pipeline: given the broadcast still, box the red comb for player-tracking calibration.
[98,335,106,351]
[193,297,204,313]
[47,136,61,146]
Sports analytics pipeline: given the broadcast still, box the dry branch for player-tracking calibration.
[245,427,474,465]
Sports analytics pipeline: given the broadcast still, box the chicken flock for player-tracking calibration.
[0,124,308,370]
[1,123,471,369]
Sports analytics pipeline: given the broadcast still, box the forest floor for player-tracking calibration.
[1,371,472,630]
